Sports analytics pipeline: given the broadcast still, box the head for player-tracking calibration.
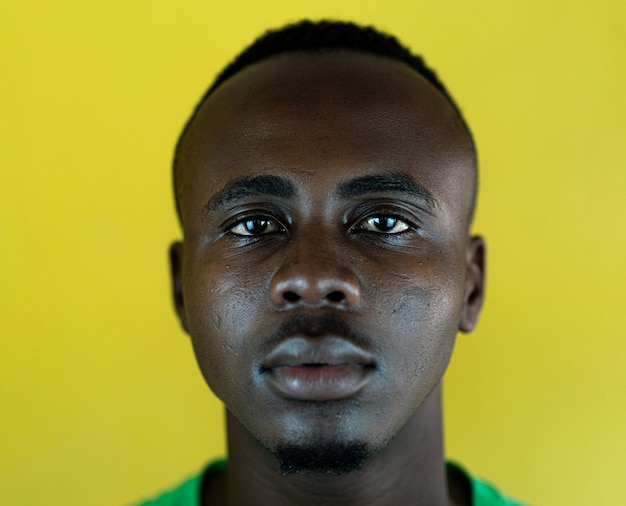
[170,20,485,475]
[173,20,477,222]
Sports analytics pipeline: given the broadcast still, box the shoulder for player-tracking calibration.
[447,462,530,506]
[131,460,227,506]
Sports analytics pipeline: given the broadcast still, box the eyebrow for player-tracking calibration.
[337,172,437,209]
[205,174,296,212]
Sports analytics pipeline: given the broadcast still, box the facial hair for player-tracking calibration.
[273,441,372,476]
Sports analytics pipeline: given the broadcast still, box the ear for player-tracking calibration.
[459,235,486,333]
[169,241,189,333]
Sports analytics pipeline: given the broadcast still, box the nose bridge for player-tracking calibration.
[269,227,360,309]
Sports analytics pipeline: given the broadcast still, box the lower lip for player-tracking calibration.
[265,364,372,401]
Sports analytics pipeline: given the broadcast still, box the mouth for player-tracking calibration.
[261,336,376,401]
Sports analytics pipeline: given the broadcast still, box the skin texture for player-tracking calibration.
[171,51,485,505]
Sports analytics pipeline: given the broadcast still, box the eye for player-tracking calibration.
[359,215,410,234]
[228,217,282,236]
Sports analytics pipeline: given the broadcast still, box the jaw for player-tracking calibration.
[223,383,449,505]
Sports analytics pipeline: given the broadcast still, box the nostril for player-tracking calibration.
[283,291,300,304]
[326,291,346,303]
[271,276,359,308]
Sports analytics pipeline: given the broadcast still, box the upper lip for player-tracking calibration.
[261,336,375,370]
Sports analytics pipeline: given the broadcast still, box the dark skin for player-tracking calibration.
[171,51,485,505]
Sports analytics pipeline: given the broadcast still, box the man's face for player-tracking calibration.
[172,51,484,470]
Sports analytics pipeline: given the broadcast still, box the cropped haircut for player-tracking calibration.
[173,20,476,222]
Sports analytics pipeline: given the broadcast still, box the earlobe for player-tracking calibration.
[459,236,486,333]
[169,241,189,333]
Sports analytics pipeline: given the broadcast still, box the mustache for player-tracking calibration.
[262,313,371,353]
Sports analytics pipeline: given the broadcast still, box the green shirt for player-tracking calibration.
[135,460,528,506]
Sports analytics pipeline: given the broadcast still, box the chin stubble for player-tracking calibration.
[273,441,373,476]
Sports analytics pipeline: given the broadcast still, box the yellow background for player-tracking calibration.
[1,1,625,504]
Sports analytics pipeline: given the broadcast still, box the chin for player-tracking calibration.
[272,440,374,476]
[248,400,398,475]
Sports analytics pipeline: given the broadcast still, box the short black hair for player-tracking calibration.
[174,19,476,221]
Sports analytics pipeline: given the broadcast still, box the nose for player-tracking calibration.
[269,243,361,309]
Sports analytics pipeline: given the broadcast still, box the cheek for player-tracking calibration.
[390,285,460,359]
[370,260,466,391]
[371,247,467,330]
[183,259,265,402]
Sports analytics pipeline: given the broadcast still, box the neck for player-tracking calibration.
[216,383,454,506]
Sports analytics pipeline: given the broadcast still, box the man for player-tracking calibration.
[137,20,526,506]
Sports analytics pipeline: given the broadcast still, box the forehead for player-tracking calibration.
[176,51,475,222]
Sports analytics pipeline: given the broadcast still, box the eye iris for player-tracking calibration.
[245,219,270,234]
[373,217,396,231]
